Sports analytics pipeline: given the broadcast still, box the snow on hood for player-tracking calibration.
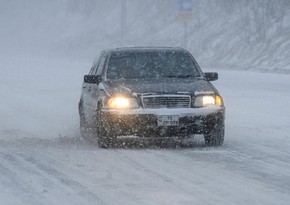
[105,78,217,96]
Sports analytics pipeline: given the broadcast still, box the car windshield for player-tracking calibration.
[107,51,201,80]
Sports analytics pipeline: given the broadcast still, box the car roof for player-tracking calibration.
[103,47,187,54]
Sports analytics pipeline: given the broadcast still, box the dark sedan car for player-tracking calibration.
[79,47,225,148]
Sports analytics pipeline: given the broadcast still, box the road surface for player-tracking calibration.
[0,62,290,205]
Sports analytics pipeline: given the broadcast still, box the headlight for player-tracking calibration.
[194,95,223,107]
[107,96,139,109]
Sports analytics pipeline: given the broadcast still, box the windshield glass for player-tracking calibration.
[107,51,201,80]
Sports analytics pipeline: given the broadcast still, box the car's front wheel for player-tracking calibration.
[204,124,224,146]
[79,105,90,140]
[96,110,116,148]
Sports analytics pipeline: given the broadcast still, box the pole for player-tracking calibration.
[121,0,127,46]
[184,21,187,49]
[177,0,192,49]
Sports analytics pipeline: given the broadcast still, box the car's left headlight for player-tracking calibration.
[194,95,223,107]
[107,96,139,109]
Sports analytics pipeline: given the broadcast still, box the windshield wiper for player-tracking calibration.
[164,74,195,78]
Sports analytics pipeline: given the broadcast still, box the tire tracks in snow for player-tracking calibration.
[115,148,290,205]
[21,155,104,202]
[0,152,48,205]
[221,143,290,193]
[113,149,229,204]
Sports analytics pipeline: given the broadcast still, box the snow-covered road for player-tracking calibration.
[1,59,290,205]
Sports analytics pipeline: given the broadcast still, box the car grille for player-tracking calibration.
[141,95,191,109]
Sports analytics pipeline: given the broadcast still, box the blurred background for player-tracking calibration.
[1,0,290,72]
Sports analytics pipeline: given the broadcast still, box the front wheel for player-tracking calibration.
[204,125,224,146]
[96,110,116,148]
[79,103,99,143]
[79,107,90,140]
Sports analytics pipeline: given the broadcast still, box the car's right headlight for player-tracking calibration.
[194,95,223,107]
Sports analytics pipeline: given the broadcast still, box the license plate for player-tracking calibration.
[157,115,179,126]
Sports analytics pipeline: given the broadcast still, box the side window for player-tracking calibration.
[89,65,96,75]
[89,59,100,75]
[96,55,106,76]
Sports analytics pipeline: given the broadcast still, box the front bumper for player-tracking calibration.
[100,106,225,137]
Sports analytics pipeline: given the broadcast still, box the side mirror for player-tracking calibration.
[204,72,218,81]
[84,75,102,84]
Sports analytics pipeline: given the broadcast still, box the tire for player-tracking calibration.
[79,106,90,140]
[96,109,116,148]
[204,124,224,146]
[79,104,98,143]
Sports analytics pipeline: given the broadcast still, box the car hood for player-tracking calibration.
[105,78,218,96]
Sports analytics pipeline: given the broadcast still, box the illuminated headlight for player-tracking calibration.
[194,95,223,107]
[107,97,139,109]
